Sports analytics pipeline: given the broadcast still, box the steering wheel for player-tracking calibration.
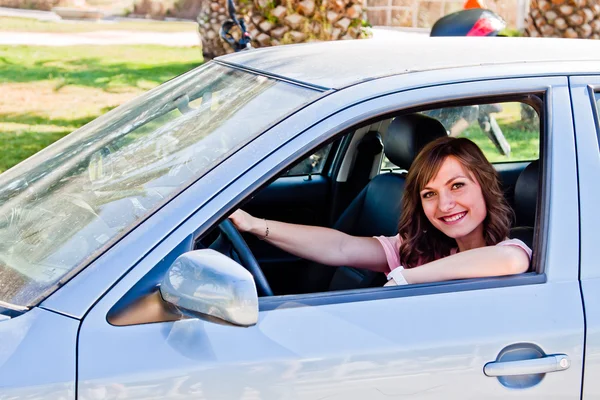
[216,219,274,296]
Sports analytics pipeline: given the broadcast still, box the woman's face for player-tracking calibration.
[420,156,487,247]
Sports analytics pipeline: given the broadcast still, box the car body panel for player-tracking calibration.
[76,76,583,399]
[0,307,77,399]
[568,75,600,399]
[217,37,600,89]
[78,283,583,400]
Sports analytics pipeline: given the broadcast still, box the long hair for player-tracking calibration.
[398,136,513,268]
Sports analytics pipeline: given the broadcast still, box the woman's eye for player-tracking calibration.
[452,182,465,190]
[422,192,435,199]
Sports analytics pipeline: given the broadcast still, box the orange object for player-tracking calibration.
[463,0,486,9]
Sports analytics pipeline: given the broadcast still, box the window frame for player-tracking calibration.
[252,94,549,309]
[199,79,570,308]
[568,77,600,281]
[198,78,570,310]
[590,89,600,147]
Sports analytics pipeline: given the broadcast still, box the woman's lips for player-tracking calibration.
[439,211,467,225]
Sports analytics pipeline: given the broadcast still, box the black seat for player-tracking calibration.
[327,114,448,291]
[509,160,539,249]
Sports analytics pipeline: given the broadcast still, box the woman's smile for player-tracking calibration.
[439,211,468,224]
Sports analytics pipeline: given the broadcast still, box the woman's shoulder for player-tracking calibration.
[496,238,533,260]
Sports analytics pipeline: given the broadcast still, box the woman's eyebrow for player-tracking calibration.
[421,175,470,192]
[444,175,468,185]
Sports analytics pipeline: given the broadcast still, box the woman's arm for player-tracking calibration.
[387,244,530,286]
[229,209,389,272]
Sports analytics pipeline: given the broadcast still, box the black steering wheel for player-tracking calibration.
[216,219,274,296]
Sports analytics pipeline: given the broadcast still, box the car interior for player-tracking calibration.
[197,97,542,297]
[108,96,542,326]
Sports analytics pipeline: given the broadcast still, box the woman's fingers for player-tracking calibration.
[228,209,253,232]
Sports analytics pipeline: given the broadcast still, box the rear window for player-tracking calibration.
[382,101,539,170]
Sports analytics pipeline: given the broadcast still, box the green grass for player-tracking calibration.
[0,45,203,173]
[463,120,539,163]
[461,103,539,163]
[0,45,201,89]
[0,16,198,32]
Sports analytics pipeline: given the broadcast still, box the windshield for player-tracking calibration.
[0,62,320,308]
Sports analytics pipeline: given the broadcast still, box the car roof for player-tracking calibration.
[217,36,600,89]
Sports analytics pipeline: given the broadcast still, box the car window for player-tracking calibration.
[0,62,320,308]
[283,143,333,176]
[381,101,539,170]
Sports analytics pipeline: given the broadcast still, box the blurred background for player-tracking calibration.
[0,0,595,172]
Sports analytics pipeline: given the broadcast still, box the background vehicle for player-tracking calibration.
[1,37,600,399]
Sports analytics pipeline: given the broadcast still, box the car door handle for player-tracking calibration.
[484,354,571,377]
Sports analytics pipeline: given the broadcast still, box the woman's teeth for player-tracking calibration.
[442,212,466,222]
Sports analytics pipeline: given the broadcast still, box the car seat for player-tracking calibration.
[509,159,538,250]
[326,114,448,290]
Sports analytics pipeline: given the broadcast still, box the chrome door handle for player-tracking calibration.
[484,354,570,377]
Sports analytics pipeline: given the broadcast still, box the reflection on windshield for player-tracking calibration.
[0,62,319,307]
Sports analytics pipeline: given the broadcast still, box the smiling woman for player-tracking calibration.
[399,136,514,267]
[230,134,531,287]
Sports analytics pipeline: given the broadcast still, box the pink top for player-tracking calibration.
[374,234,533,274]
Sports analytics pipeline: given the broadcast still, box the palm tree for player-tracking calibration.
[525,0,600,39]
[197,0,371,58]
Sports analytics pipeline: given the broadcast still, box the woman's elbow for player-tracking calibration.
[505,248,530,275]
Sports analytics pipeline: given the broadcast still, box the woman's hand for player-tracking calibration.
[228,209,258,233]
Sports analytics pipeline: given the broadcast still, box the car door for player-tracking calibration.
[76,75,584,399]
[569,75,600,399]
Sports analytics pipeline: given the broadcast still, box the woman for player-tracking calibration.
[229,136,531,287]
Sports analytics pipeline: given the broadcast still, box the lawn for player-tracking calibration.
[462,102,540,163]
[0,16,198,33]
[0,44,203,173]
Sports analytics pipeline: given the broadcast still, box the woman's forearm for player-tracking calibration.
[401,245,530,285]
[246,218,388,272]
[248,219,344,265]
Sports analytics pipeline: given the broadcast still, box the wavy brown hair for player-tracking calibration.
[398,136,514,268]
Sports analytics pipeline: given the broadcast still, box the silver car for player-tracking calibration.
[1,36,599,399]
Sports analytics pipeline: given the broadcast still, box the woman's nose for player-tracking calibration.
[438,192,456,212]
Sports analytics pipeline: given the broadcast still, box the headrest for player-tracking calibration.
[383,114,448,169]
[514,160,539,227]
[358,131,383,156]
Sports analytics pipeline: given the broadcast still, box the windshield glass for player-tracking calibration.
[0,62,319,307]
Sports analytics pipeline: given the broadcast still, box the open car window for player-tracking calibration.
[232,100,541,298]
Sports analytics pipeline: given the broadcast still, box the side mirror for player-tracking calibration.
[160,249,258,327]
